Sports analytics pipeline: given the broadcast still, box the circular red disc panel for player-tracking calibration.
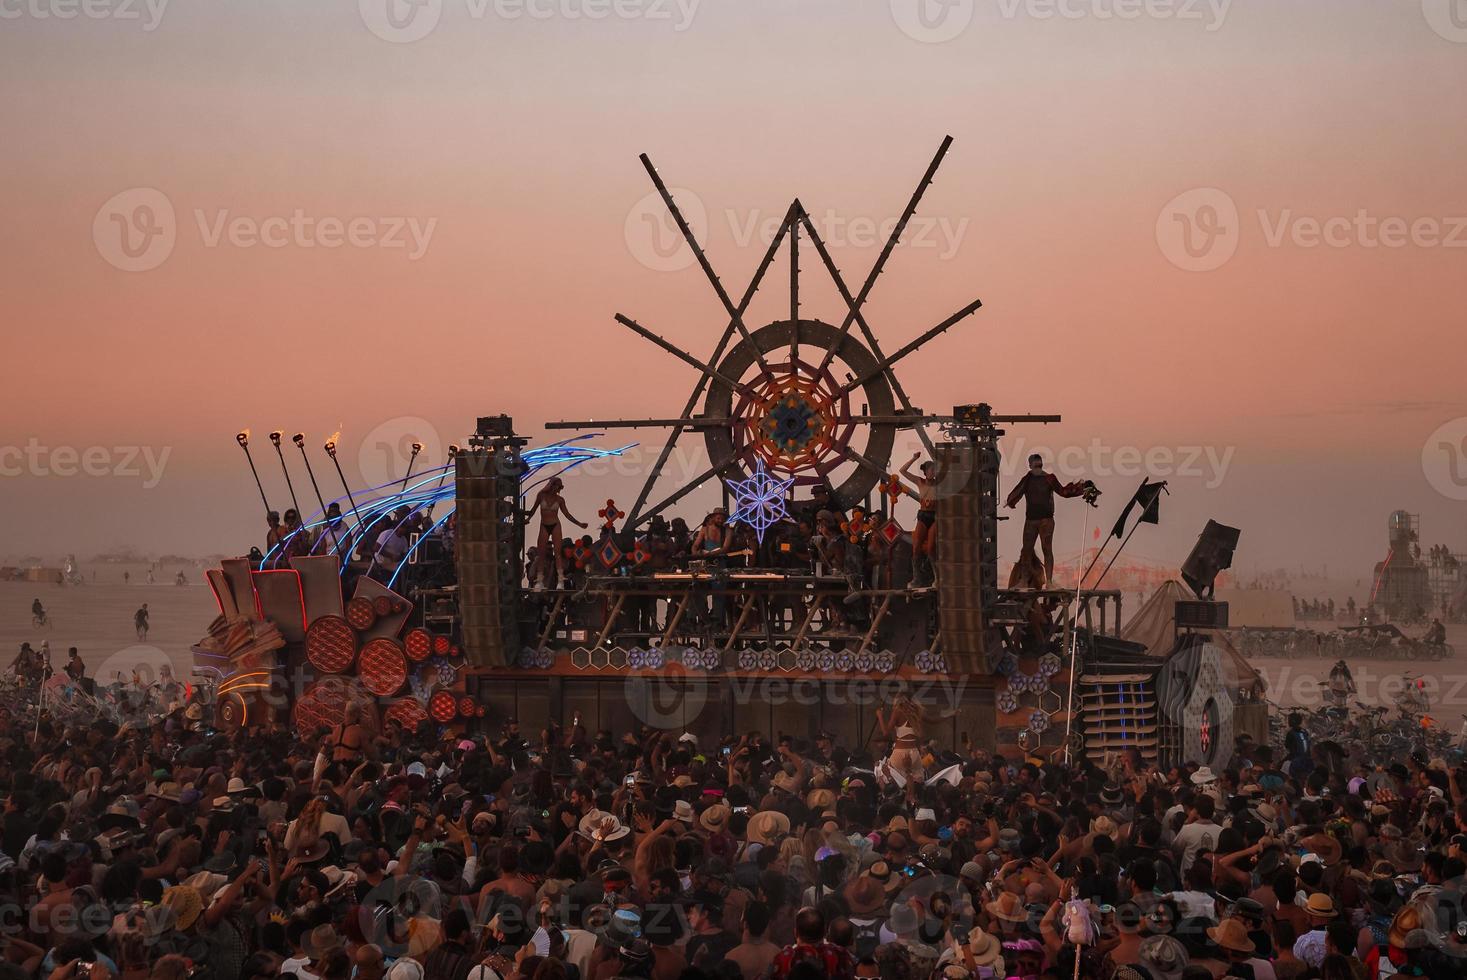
[306,615,357,674]
[359,638,408,697]
[372,595,396,618]
[292,677,378,739]
[384,699,429,733]
[457,696,476,717]
[404,628,433,662]
[345,597,377,631]
[432,635,452,656]
[429,690,457,723]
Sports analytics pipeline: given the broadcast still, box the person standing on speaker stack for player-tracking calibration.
[525,477,588,590]
[1005,453,1094,587]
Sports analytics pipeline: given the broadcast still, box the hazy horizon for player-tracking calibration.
[4,1,1466,582]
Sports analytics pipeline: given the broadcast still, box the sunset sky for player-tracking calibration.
[3,1,1466,580]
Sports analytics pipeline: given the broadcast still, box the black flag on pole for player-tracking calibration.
[1109,478,1168,539]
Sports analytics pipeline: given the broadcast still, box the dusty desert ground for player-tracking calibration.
[1,561,219,684]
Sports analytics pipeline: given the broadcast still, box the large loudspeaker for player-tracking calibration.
[456,448,524,667]
[934,438,998,672]
[1181,520,1241,599]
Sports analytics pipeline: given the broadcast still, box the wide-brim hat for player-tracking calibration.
[579,809,631,843]
[969,929,1003,966]
[700,804,731,833]
[294,839,331,864]
[1389,905,1427,947]
[1304,893,1337,919]
[846,875,886,916]
[1191,766,1218,785]
[1206,919,1255,954]
[303,923,343,959]
[161,885,203,931]
[746,810,791,846]
[985,890,1028,923]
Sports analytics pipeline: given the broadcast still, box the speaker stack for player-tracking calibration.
[934,435,999,673]
[455,445,525,667]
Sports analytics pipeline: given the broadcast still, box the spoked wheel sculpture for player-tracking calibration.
[550,136,985,520]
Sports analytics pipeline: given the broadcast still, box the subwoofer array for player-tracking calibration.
[455,447,524,667]
[934,437,999,673]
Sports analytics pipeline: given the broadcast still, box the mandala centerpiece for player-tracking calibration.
[726,460,794,543]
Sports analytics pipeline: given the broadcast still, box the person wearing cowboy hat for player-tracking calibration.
[1291,893,1338,967]
[1206,918,1257,971]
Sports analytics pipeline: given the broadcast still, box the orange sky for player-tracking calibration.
[3,1,1466,578]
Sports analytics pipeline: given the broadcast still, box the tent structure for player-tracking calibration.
[1120,580,1192,656]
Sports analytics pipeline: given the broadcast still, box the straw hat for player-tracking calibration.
[161,885,203,931]
[968,929,1003,967]
[746,810,791,846]
[1304,893,1337,919]
[1090,815,1118,838]
[985,890,1028,924]
[673,800,695,825]
[806,788,837,813]
[1191,766,1218,785]
[1206,918,1255,954]
[1388,905,1430,947]
[303,924,343,959]
[699,804,731,833]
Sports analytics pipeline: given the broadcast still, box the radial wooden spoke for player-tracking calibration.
[626,205,798,525]
[832,298,983,399]
[640,153,779,385]
[798,212,938,456]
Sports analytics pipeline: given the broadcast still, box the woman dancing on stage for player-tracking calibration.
[526,477,587,589]
[876,692,926,783]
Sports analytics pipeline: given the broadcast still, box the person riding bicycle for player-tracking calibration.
[31,598,45,623]
[1424,618,1446,646]
[1395,676,1430,716]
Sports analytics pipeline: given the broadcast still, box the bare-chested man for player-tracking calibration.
[526,477,587,589]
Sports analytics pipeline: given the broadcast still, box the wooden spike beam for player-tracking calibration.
[614,314,764,403]
[813,135,953,379]
[639,153,779,385]
[799,209,938,457]
[832,298,984,399]
[624,204,799,525]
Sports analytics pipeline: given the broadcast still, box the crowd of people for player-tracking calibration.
[3,695,1467,980]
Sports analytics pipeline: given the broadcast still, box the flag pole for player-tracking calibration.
[1062,502,1090,765]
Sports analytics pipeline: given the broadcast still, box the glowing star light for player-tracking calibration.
[726,460,793,543]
